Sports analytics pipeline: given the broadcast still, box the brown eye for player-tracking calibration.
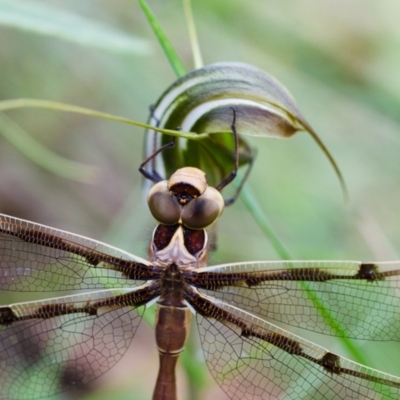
[147,181,181,225]
[181,187,224,229]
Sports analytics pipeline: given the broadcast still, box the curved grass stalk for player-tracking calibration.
[239,185,292,260]
[138,0,187,78]
[0,99,207,140]
[183,0,203,69]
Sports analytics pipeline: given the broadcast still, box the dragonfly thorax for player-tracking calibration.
[149,223,208,268]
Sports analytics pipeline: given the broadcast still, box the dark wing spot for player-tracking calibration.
[320,352,341,374]
[356,263,381,282]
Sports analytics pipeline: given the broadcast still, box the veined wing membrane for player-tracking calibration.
[188,291,400,400]
[0,214,155,292]
[191,261,400,341]
[0,285,157,400]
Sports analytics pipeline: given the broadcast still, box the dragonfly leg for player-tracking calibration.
[224,148,256,206]
[139,137,176,183]
[216,107,256,206]
[215,107,239,192]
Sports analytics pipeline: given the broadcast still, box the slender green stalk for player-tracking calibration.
[239,185,292,260]
[138,0,187,78]
[183,0,203,69]
[0,99,207,140]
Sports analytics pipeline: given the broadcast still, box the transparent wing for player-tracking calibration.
[193,294,400,400]
[0,213,154,292]
[193,260,400,340]
[0,286,153,400]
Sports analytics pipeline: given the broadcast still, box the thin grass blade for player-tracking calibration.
[138,0,187,78]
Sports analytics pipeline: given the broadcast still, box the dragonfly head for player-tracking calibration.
[147,167,224,229]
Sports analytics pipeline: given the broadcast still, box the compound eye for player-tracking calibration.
[181,186,224,229]
[147,181,181,225]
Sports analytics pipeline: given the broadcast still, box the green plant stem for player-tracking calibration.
[0,99,207,140]
[183,0,203,69]
[138,0,187,78]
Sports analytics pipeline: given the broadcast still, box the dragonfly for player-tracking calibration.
[1,119,400,400]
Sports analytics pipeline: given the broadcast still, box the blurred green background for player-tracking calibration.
[1,0,400,399]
